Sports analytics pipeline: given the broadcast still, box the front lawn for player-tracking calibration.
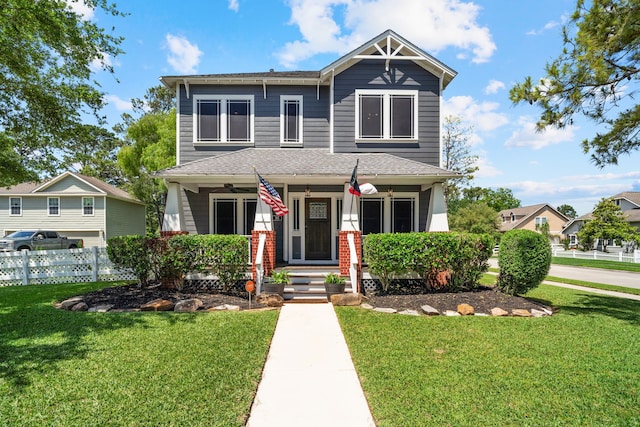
[0,282,278,426]
[337,285,640,426]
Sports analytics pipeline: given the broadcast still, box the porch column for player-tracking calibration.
[162,182,185,232]
[340,183,362,286]
[252,199,276,284]
[426,183,449,232]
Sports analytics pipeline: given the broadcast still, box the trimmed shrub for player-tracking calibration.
[107,235,152,287]
[197,234,249,292]
[362,234,411,291]
[497,229,551,295]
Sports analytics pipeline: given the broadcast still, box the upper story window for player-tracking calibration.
[280,95,303,146]
[355,89,418,141]
[535,216,547,227]
[194,95,254,144]
[48,197,60,216]
[83,197,94,216]
[10,197,22,216]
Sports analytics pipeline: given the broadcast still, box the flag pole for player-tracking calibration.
[253,165,266,222]
[349,159,359,218]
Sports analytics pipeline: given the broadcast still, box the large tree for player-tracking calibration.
[510,0,640,166]
[449,201,500,235]
[557,203,578,219]
[449,186,521,214]
[0,0,124,186]
[117,85,176,233]
[576,198,639,251]
[441,115,478,203]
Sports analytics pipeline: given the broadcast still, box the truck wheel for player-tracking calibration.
[17,246,30,251]
[69,245,77,249]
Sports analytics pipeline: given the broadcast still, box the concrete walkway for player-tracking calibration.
[247,303,376,427]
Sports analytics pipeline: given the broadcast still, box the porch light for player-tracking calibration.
[305,186,311,197]
[387,188,393,197]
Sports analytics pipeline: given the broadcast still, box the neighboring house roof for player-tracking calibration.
[610,191,640,208]
[156,148,459,186]
[0,172,143,204]
[498,203,569,232]
[160,29,457,90]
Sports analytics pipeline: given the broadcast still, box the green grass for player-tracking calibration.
[0,282,279,426]
[336,285,640,426]
[551,256,640,272]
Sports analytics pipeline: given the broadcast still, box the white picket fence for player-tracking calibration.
[0,247,136,286]
[552,248,640,264]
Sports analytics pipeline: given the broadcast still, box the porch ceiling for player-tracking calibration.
[155,148,459,187]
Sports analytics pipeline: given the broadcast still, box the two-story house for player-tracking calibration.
[498,204,569,244]
[156,30,458,272]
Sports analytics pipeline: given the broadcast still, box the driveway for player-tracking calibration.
[487,258,640,290]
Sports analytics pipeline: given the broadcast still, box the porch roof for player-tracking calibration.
[155,148,459,187]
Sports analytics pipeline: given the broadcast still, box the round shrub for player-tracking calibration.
[497,229,551,295]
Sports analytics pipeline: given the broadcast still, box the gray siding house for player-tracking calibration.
[157,30,458,266]
[0,172,146,247]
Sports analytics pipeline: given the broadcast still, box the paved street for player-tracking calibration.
[488,258,640,289]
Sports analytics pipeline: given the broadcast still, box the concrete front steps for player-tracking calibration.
[283,267,354,303]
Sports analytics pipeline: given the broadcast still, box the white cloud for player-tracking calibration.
[277,0,496,68]
[164,34,203,74]
[474,154,502,178]
[526,13,569,36]
[484,79,505,95]
[105,94,132,111]
[443,96,509,136]
[90,52,114,72]
[66,0,94,20]
[504,116,576,150]
[228,0,239,12]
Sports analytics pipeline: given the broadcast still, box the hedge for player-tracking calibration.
[363,232,494,292]
[497,229,551,295]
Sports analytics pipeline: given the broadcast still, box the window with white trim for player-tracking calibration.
[535,216,547,227]
[392,198,414,233]
[280,95,303,146]
[10,197,22,216]
[355,90,418,140]
[210,196,257,235]
[48,197,60,216]
[82,197,94,216]
[360,198,384,234]
[194,95,254,144]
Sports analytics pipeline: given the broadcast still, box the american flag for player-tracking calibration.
[258,173,289,216]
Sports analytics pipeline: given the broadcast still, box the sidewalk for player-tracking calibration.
[246,303,376,427]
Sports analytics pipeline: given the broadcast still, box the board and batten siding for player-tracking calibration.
[333,60,441,166]
[105,198,146,240]
[177,85,330,164]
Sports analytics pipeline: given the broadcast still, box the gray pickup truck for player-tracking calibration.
[0,230,83,251]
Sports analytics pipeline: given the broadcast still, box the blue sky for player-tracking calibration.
[81,0,639,215]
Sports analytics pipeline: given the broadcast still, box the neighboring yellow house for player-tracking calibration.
[498,203,569,243]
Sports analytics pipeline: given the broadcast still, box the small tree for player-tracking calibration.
[441,115,478,204]
[497,230,551,296]
[577,198,639,252]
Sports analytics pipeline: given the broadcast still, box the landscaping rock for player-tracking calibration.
[512,309,531,317]
[475,313,489,317]
[373,307,397,314]
[174,298,203,312]
[88,304,114,313]
[420,304,440,316]
[399,309,420,316]
[256,294,284,307]
[444,310,461,316]
[71,302,88,311]
[360,303,374,310]
[140,299,174,311]
[491,307,509,317]
[457,303,475,316]
[531,309,548,317]
[331,293,364,306]
[223,304,240,311]
[60,296,84,310]
[207,303,240,311]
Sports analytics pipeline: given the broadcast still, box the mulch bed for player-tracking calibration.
[76,282,551,314]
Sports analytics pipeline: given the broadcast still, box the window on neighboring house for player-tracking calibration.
[82,197,94,216]
[535,216,547,227]
[511,214,516,222]
[355,90,418,140]
[569,234,577,246]
[194,95,254,144]
[48,197,60,216]
[10,197,21,216]
[281,95,303,146]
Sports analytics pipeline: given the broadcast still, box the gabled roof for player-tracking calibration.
[498,203,569,232]
[0,172,142,204]
[610,191,640,208]
[155,148,459,186]
[321,29,457,89]
[160,29,457,90]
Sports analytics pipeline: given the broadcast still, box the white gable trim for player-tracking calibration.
[32,172,106,194]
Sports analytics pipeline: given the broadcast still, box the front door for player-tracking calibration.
[305,198,331,260]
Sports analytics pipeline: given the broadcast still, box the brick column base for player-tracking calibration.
[252,230,276,281]
[339,231,362,290]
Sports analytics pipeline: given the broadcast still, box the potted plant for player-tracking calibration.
[324,272,346,301]
[263,269,289,297]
